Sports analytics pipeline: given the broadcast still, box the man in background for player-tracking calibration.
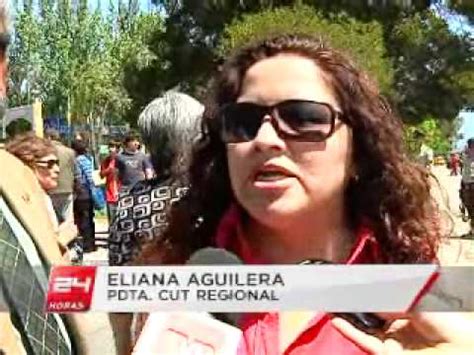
[44,128,77,223]
[116,133,153,193]
[419,142,434,169]
[461,138,474,237]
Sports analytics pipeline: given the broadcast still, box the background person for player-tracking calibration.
[138,33,474,354]
[0,6,116,353]
[115,133,154,193]
[449,152,461,176]
[108,91,204,355]
[419,142,434,169]
[72,139,96,253]
[100,140,120,226]
[461,138,474,237]
[5,132,77,250]
[109,91,204,266]
[44,128,77,224]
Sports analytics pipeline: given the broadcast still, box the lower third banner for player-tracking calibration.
[44,265,474,313]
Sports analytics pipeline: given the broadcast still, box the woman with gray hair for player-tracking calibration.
[138,91,204,179]
[108,92,203,355]
[108,91,204,267]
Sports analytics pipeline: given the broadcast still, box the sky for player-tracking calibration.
[432,4,474,149]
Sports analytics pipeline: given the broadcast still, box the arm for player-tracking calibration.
[85,160,96,189]
[115,156,124,184]
[73,160,82,193]
[143,155,154,180]
[462,155,470,181]
[100,158,115,178]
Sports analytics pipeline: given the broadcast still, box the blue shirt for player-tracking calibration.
[75,155,95,199]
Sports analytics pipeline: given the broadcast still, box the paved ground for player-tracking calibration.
[431,166,474,265]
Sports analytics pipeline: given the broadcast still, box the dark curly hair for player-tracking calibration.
[143,33,441,265]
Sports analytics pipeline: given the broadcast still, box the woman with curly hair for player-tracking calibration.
[6,132,60,193]
[6,132,77,250]
[139,34,473,354]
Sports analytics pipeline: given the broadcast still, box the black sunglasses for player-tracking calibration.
[217,99,345,144]
[35,159,59,169]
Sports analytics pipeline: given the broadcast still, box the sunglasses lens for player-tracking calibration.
[36,160,59,169]
[221,103,265,143]
[219,100,337,143]
[277,101,333,139]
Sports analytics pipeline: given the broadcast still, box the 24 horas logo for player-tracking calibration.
[45,266,97,312]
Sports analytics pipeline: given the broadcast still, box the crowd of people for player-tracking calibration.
[4,128,157,262]
[1,2,474,353]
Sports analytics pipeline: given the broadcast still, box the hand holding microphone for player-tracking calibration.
[132,248,244,355]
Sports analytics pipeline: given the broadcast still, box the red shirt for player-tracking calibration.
[214,205,385,355]
[100,156,119,203]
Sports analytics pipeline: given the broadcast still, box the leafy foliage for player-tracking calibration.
[388,10,473,122]
[9,0,164,127]
[405,116,457,155]
[218,5,393,93]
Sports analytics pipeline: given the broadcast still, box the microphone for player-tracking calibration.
[186,247,244,327]
[186,247,243,266]
[132,248,244,355]
[299,259,386,334]
[132,312,242,355]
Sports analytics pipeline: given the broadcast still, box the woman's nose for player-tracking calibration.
[252,115,286,152]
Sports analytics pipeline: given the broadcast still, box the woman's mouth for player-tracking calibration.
[255,170,292,182]
[252,165,296,188]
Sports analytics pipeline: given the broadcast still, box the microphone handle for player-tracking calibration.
[299,259,387,334]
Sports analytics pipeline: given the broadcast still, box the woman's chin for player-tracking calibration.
[247,202,304,228]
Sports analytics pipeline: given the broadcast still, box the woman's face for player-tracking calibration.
[226,54,354,229]
[34,153,60,191]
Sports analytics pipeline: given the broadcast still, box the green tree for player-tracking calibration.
[114,11,165,124]
[389,10,473,122]
[148,0,429,95]
[405,117,454,156]
[218,5,393,93]
[144,1,471,127]
[9,0,164,128]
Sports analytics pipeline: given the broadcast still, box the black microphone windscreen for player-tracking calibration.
[186,247,243,265]
[185,247,243,327]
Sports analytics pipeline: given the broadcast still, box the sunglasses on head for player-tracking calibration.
[217,99,345,144]
[35,159,59,169]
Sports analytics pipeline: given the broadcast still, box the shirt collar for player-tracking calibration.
[214,204,384,264]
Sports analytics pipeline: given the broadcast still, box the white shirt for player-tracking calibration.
[419,144,434,162]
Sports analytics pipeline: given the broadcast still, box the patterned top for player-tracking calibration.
[108,178,188,266]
